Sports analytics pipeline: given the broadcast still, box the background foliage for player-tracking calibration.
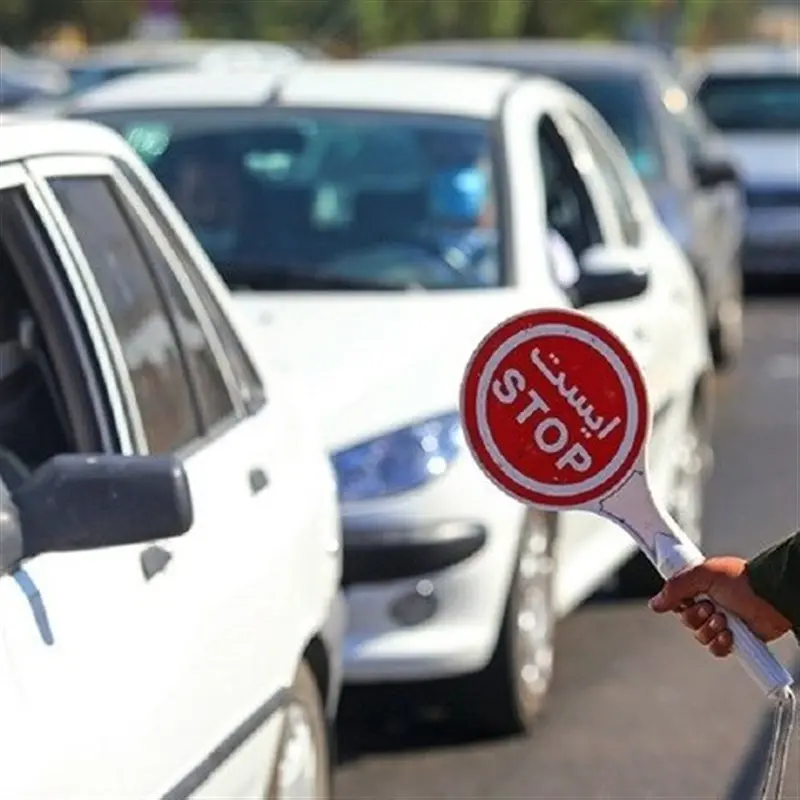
[0,0,759,53]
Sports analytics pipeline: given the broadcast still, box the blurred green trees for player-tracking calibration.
[0,0,759,52]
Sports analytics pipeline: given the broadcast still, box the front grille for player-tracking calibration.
[746,186,800,208]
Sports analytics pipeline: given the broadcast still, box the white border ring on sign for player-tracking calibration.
[475,322,640,498]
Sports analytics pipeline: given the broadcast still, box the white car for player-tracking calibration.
[688,46,800,275]
[0,118,343,798]
[66,60,714,735]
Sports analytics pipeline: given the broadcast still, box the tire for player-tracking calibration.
[267,659,331,800]
[617,410,707,598]
[709,275,744,370]
[465,513,556,737]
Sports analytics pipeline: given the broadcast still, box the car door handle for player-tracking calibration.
[140,545,172,581]
[248,467,269,495]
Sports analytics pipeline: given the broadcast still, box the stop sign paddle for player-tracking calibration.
[460,308,791,698]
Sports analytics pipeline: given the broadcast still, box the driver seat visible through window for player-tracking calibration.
[0,240,72,477]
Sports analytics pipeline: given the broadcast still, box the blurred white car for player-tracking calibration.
[688,46,800,275]
[66,60,714,735]
[0,118,342,798]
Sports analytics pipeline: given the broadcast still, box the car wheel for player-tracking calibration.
[669,413,707,546]
[468,513,556,737]
[267,660,331,800]
[617,411,708,597]
[710,287,743,370]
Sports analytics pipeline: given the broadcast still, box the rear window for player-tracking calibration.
[696,75,800,132]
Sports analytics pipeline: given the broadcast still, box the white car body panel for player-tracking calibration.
[0,121,342,798]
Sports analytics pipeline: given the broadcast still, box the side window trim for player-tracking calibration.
[564,104,647,246]
[21,156,140,454]
[572,114,643,246]
[114,157,267,415]
[536,111,604,256]
[549,108,624,247]
[0,163,27,190]
[109,165,246,426]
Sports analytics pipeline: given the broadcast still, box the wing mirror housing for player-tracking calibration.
[0,454,194,577]
[693,156,740,188]
[570,245,651,309]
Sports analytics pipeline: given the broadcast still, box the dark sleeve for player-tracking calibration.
[746,531,800,639]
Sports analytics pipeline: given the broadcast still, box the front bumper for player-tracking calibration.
[342,520,487,587]
[341,518,510,683]
[319,589,347,721]
[338,459,526,683]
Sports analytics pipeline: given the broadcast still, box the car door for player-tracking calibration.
[557,103,707,501]
[0,163,168,799]
[26,156,304,798]
[558,104,688,419]
[521,112,651,601]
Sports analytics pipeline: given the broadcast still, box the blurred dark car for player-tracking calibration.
[687,46,800,278]
[0,45,68,108]
[16,39,326,119]
[0,75,43,109]
[64,39,325,96]
[369,40,746,368]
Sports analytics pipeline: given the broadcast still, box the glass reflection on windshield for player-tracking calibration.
[87,109,504,291]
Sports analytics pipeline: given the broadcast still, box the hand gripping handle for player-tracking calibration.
[653,532,794,698]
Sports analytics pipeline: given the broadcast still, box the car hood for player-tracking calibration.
[721,133,800,186]
[233,290,529,453]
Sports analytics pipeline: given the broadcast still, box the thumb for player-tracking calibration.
[649,564,712,613]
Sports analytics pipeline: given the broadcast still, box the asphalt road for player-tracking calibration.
[335,297,800,800]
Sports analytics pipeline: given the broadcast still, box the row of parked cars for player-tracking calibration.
[0,37,797,799]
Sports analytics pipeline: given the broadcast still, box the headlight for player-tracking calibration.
[331,412,463,502]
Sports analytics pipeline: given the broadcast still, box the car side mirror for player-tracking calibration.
[0,454,194,577]
[571,245,651,308]
[692,156,739,188]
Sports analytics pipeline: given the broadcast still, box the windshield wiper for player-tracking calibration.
[220,267,424,292]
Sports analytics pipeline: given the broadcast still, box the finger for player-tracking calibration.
[709,630,734,658]
[650,566,714,613]
[694,612,727,646]
[680,601,714,630]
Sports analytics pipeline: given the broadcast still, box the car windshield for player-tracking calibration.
[695,74,800,132]
[73,107,504,291]
[547,72,666,181]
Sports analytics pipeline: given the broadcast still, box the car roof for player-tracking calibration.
[369,39,670,78]
[692,44,799,78]
[67,59,526,119]
[0,118,134,164]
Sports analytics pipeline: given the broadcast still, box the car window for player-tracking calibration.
[70,107,506,290]
[568,114,642,247]
[696,74,800,132]
[46,175,201,454]
[113,179,239,432]
[115,160,265,413]
[545,72,666,182]
[537,114,603,259]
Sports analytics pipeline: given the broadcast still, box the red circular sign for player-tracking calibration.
[460,309,649,509]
